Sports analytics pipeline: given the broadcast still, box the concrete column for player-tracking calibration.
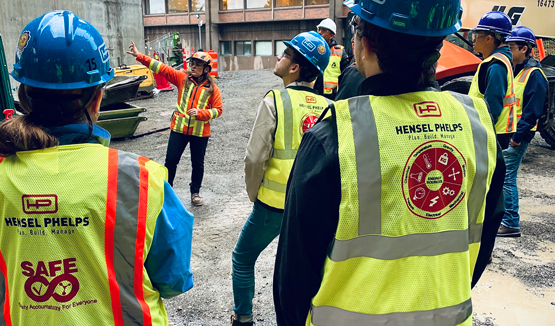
[207,0,220,52]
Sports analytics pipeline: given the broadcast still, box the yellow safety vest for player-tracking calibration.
[0,145,169,326]
[257,88,331,209]
[468,53,517,134]
[323,45,343,95]
[514,66,547,132]
[307,91,497,326]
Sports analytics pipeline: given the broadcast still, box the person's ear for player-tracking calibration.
[289,62,300,75]
[361,36,374,61]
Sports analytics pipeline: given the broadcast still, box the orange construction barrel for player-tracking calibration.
[208,50,218,78]
[154,73,173,91]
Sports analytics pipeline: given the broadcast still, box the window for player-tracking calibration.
[221,0,243,10]
[305,0,328,4]
[276,0,302,7]
[146,0,205,14]
[274,40,287,56]
[235,41,252,56]
[168,0,188,13]
[247,0,272,8]
[255,41,272,56]
[191,0,205,11]
[220,41,232,55]
[146,0,166,14]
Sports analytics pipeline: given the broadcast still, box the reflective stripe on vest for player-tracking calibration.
[171,82,211,136]
[309,92,496,326]
[311,299,473,326]
[514,67,547,132]
[323,46,343,94]
[468,53,516,133]
[105,149,152,325]
[257,88,331,209]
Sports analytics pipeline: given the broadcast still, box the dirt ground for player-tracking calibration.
[110,69,555,326]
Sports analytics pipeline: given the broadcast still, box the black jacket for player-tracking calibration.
[273,73,506,326]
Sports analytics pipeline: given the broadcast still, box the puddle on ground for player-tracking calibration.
[472,271,555,325]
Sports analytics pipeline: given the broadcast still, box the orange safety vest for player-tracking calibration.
[0,145,169,325]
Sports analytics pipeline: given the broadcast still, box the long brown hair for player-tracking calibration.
[0,85,99,157]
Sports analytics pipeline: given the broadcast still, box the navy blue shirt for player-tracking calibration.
[477,46,513,124]
[512,58,548,144]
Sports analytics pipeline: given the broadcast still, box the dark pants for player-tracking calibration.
[164,131,209,193]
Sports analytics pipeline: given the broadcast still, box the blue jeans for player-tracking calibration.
[232,201,282,316]
[501,141,529,229]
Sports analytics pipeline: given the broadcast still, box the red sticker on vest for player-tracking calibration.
[402,141,466,219]
[300,113,320,135]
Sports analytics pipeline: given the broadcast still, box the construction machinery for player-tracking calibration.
[433,0,555,147]
[114,64,156,99]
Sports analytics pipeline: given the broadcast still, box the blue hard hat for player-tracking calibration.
[472,11,512,35]
[343,0,462,37]
[506,26,536,46]
[283,31,330,75]
[11,10,114,90]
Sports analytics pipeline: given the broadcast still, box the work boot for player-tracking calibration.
[191,193,203,206]
[229,314,254,326]
[497,225,521,237]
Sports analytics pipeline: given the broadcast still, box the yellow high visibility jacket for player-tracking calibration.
[0,145,169,325]
[307,91,497,326]
[514,66,547,132]
[257,88,331,209]
[468,53,517,134]
[323,45,343,95]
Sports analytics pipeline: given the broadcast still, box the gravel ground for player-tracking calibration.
[109,69,555,326]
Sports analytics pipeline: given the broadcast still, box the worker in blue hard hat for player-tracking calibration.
[0,10,193,325]
[229,31,331,326]
[498,27,548,238]
[469,11,517,149]
[273,1,506,325]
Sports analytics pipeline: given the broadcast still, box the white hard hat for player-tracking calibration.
[317,18,336,35]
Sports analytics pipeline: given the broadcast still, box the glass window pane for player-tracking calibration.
[276,0,302,7]
[148,0,165,14]
[221,0,244,10]
[255,41,272,56]
[247,0,272,8]
[236,41,252,56]
[220,41,232,55]
[306,0,328,4]
[168,0,188,13]
[191,0,205,11]
[274,41,287,56]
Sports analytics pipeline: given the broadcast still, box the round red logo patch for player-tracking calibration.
[300,113,320,135]
[402,141,466,219]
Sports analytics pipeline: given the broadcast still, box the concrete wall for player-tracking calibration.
[0,0,144,88]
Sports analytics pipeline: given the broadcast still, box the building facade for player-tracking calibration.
[142,0,351,70]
